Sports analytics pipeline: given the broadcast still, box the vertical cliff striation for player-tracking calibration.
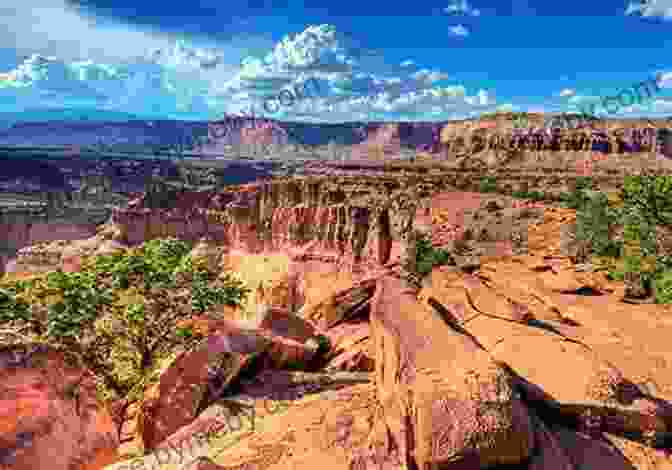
[105,176,439,269]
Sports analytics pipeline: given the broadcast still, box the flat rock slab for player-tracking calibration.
[363,274,534,469]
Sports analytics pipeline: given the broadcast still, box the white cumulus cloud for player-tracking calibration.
[449,25,470,37]
[625,0,672,19]
[0,0,257,67]
[657,70,672,88]
[0,18,497,123]
[444,0,481,16]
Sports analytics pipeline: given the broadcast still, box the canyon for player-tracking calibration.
[3,172,672,470]
[4,134,672,275]
[0,113,668,156]
[1,124,672,470]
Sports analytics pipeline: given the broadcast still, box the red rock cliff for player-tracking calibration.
[107,176,433,269]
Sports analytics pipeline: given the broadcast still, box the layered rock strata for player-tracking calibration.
[440,127,662,157]
[106,167,668,248]
[4,137,672,275]
[106,177,440,270]
[9,162,665,275]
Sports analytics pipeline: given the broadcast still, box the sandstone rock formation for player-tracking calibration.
[355,273,535,469]
[3,113,672,276]
[133,330,263,454]
[4,167,672,470]
[438,114,666,158]
[204,114,669,161]
[440,127,661,157]
[101,177,439,273]
[0,345,119,470]
[97,171,650,271]
[99,242,672,469]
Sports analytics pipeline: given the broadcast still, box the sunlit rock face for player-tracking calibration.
[0,345,119,470]
[438,114,667,157]
[205,115,670,163]
[104,177,433,270]
[2,176,429,276]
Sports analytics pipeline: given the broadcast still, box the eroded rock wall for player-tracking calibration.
[9,159,669,276]
[106,177,435,268]
[439,126,662,158]
[0,211,98,274]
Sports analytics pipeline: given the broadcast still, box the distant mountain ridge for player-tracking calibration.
[0,115,447,155]
[0,113,669,158]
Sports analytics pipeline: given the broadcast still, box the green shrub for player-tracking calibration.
[575,189,623,258]
[654,270,672,304]
[416,232,452,275]
[479,176,498,193]
[560,176,594,209]
[93,238,193,289]
[618,178,669,295]
[44,270,113,339]
[190,270,249,313]
[568,176,672,300]
[606,266,625,281]
[622,175,672,225]
[0,286,32,323]
[657,255,672,273]
[512,190,545,201]
[0,237,251,401]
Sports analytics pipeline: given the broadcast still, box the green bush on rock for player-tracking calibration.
[654,271,672,305]
[478,176,498,193]
[560,176,594,210]
[416,232,452,275]
[622,175,672,226]
[512,190,546,201]
[0,237,251,401]
[575,188,623,259]
[562,175,672,304]
[0,286,32,324]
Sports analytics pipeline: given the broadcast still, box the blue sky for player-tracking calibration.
[0,0,671,123]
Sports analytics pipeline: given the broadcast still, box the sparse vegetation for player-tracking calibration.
[511,190,546,201]
[477,173,672,303]
[567,175,672,303]
[415,232,452,275]
[654,270,672,304]
[478,175,498,193]
[0,237,251,401]
[559,176,594,209]
[575,188,623,258]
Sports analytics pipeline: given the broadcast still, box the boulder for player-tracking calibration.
[357,274,535,469]
[422,263,672,444]
[298,270,377,330]
[178,314,324,372]
[323,322,374,372]
[257,306,320,344]
[135,333,263,452]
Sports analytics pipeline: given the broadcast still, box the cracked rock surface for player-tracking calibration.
[3,183,672,470]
